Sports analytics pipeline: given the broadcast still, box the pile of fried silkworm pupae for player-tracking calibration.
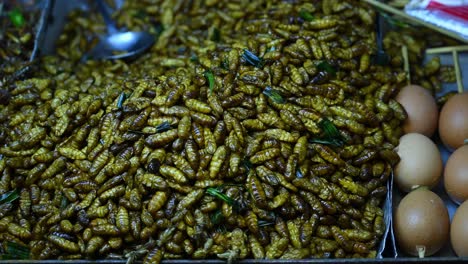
[0,0,407,263]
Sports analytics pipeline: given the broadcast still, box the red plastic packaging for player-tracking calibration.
[405,0,468,41]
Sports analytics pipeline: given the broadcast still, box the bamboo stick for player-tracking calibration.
[426,46,468,54]
[388,0,410,8]
[453,50,464,93]
[402,45,411,85]
[362,0,468,43]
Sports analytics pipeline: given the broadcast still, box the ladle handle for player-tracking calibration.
[96,0,118,34]
[376,13,384,51]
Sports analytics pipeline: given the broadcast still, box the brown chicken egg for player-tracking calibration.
[444,144,468,204]
[395,188,450,257]
[439,92,468,151]
[451,200,468,257]
[396,84,438,137]
[395,133,442,192]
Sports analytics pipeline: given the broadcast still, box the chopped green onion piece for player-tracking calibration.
[116,92,127,109]
[310,118,346,147]
[220,57,229,70]
[128,122,171,135]
[215,225,227,233]
[127,130,145,135]
[319,118,340,138]
[7,242,29,255]
[206,188,240,211]
[317,61,336,75]
[263,86,285,104]
[242,49,264,68]
[8,8,25,28]
[60,196,68,209]
[211,27,221,42]
[2,242,29,259]
[299,9,315,22]
[206,188,235,206]
[258,220,275,227]
[320,119,343,140]
[210,210,223,225]
[309,138,343,147]
[242,158,252,171]
[156,121,172,133]
[0,189,19,205]
[204,70,215,94]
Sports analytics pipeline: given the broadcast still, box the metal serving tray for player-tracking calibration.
[3,0,467,263]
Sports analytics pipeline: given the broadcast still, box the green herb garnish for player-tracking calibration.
[242,158,252,171]
[299,9,315,22]
[263,86,285,104]
[0,189,19,205]
[258,220,275,227]
[317,61,336,76]
[320,118,341,138]
[60,196,69,209]
[206,187,240,211]
[309,118,346,147]
[206,187,235,205]
[129,121,172,135]
[220,57,229,70]
[8,8,25,28]
[242,49,264,68]
[308,138,342,147]
[211,27,221,42]
[204,70,215,94]
[116,92,127,110]
[156,121,172,133]
[1,242,29,260]
[210,209,224,225]
[127,130,144,135]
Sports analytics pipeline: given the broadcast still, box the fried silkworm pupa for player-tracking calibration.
[144,129,178,148]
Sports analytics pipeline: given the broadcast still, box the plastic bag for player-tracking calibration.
[405,0,468,41]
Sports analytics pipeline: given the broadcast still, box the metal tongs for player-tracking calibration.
[374,12,391,66]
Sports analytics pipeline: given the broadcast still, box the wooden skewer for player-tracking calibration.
[426,46,468,54]
[362,0,468,43]
[402,45,411,85]
[424,46,465,92]
[453,50,464,93]
[388,0,410,8]
[425,46,465,93]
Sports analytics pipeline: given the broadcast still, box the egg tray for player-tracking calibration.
[2,0,467,263]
